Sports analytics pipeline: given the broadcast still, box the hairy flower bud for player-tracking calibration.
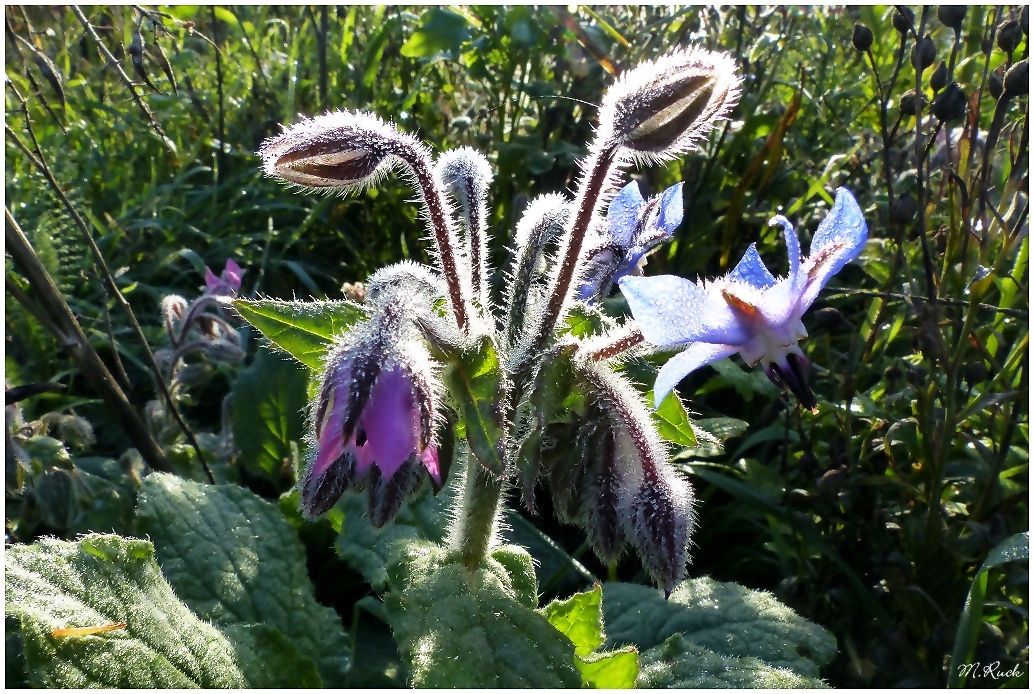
[852,24,873,52]
[1004,60,1029,99]
[161,295,188,344]
[997,19,1022,55]
[931,82,968,123]
[937,6,966,32]
[259,111,408,191]
[435,147,495,307]
[600,46,740,160]
[911,37,936,72]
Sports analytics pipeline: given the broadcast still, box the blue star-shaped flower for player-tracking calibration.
[618,187,868,409]
[577,181,684,303]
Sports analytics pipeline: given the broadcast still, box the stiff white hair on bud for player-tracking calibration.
[600,46,741,162]
[258,110,415,192]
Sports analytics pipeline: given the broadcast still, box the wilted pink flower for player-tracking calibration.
[204,259,244,297]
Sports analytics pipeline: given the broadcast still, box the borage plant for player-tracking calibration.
[237,46,863,687]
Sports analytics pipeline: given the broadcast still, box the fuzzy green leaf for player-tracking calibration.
[135,473,352,687]
[233,298,367,370]
[650,390,698,447]
[603,578,836,684]
[335,484,450,591]
[446,334,506,475]
[541,584,605,657]
[221,624,322,688]
[638,633,827,688]
[577,647,640,689]
[4,534,247,688]
[231,347,308,486]
[383,541,581,688]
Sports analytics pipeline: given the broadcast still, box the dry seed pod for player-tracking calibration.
[853,23,873,52]
[893,7,914,35]
[989,68,1005,101]
[899,89,928,117]
[997,19,1022,55]
[911,36,936,72]
[931,82,968,123]
[930,61,948,92]
[937,6,966,32]
[1004,60,1029,99]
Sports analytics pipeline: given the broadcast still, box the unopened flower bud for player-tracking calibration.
[601,46,740,159]
[911,37,937,72]
[932,82,968,123]
[259,111,407,191]
[989,68,1005,100]
[891,193,917,223]
[930,61,949,92]
[853,23,873,52]
[937,6,967,32]
[893,7,914,35]
[1004,60,1029,99]
[899,89,928,117]
[997,19,1022,55]
[204,339,246,363]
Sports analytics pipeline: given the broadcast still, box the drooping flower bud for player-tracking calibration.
[600,46,740,161]
[259,111,408,191]
[852,24,873,52]
[161,295,188,344]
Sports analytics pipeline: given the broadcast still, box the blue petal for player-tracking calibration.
[798,187,869,310]
[768,214,801,279]
[655,183,684,235]
[606,181,646,247]
[654,342,739,407]
[618,275,747,348]
[728,243,777,289]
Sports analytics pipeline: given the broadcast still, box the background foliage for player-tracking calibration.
[5,5,1028,688]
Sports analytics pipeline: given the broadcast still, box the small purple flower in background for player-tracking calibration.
[302,327,441,525]
[577,181,684,303]
[204,258,244,297]
[619,187,868,410]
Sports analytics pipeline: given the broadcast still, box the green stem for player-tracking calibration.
[455,458,504,570]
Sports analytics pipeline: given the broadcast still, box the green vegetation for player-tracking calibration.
[6,5,1028,688]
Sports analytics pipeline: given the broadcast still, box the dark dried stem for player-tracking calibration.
[6,110,215,484]
[913,7,937,302]
[6,208,173,474]
[71,5,176,154]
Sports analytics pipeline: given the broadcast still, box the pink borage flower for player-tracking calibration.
[619,187,868,410]
[204,258,244,297]
[302,324,442,525]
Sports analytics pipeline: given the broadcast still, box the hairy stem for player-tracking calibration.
[454,459,504,570]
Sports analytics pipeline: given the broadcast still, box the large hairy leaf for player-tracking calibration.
[4,534,246,688]
[335,483,451,591]
[603,578,836,687]
[383,541,581,688]
[234,298,367,370]
[231,347,308,486]
[135,474,352,686]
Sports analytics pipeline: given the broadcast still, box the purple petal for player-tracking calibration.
[204,266,221,292]
[359,367,420,481]
[606,181,646,246]
[619,275,747,348]
[655,183,684,235]
[223,258,243,291]
[797,188,868,311]
[728,243,777,289]
[654,343,739,407]
[420,446,441,485]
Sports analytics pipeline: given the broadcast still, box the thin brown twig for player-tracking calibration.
[71,5,176,154]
